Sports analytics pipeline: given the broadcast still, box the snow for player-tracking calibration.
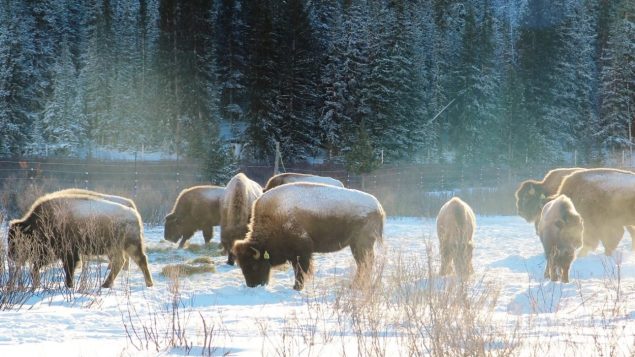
[2,216,635,355]
[69,199,135,220]
[264,183,381,218]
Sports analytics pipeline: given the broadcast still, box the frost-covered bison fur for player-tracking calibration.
[164,185,225,247]
[220,173,262,265]
[56,188,138,211]
[7,192,154,288]
[232,183,385,291]
[556,168,635,256]
[263,172,344,192]
[515,168,584,228]
[436,197,476,277]
[537,195,583,283]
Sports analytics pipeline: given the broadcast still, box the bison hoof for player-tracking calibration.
[101,281,113,289]
[293,283,303,291]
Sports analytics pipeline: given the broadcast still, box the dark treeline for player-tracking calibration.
[0,0,633,177]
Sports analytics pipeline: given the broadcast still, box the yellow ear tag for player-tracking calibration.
[264,251,270,260]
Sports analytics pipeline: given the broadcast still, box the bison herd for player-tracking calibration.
[4,167,632,291]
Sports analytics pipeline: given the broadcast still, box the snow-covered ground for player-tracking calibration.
[2,216,635,356]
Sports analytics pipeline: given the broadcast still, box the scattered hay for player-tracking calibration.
[184,242,223,256]
[188,256,214,265]
[161,258,216,277]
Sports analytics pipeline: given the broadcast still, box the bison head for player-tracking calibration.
[232,239,271,287]
[515,181,547,222]
[163,213,181,243]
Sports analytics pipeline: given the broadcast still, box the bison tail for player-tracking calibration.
[453,204,466,229]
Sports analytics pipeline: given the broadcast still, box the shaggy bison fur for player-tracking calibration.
[556,168,635,256]
[436,197,476,277]
[263,173,344,192]
[220,173,262,265]
[164,185,225,247]
[8,192,154,288]
[232,183,385,290]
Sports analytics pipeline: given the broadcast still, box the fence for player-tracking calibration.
[0,157,571,223]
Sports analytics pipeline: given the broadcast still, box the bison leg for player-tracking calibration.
[350,241,375,285]
[601,226,624,256]
[203,228,214,245]
[30,262,42,289]
[438,243,453,276]
[560,257,573,283]
[102,252,126,288]
[62,250,80,288]
[129,252,154,287]
[625,226,635,251]
[291,255,312,291]
[455,243,474,277]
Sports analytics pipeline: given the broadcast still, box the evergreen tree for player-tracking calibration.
[216,0,247,124]
[450,1,501,166]
[599,0,635,152]
[41,35,82,156]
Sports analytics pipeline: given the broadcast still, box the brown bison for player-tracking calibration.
[537,195,583,283]
[220,173,263,265]
[515,168,584,228]
[232,183,385,290]
[263,172,344,192]
[556,168,635,256]
[436,197,476,277]
[164,185,225,247]
[8,191,154,288]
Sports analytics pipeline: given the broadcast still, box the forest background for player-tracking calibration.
[0,0,633,182]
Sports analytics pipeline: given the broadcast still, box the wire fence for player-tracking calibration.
[0,157,576,222]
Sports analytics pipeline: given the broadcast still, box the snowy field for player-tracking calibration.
[2,216,635,356]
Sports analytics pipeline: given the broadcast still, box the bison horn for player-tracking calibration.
[250,247,261,260]
[528,187,535,195]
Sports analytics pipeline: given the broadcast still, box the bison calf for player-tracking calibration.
[232,183,385,290]
[8,192,154,288]
[537,195,583,283]
[164,185,225,247]
[436,197,476,277]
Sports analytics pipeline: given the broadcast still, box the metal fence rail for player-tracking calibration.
[0,158,575,220]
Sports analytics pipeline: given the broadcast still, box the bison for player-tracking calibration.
[220,173,263,265]
[515,168,584,228]
[263,172,344,192]
[556,168,635,256]
[8,191,154,288]
[232,183,385,291]
[537,195,583,283]
[436,197,476,277]
[164,185,225,247]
